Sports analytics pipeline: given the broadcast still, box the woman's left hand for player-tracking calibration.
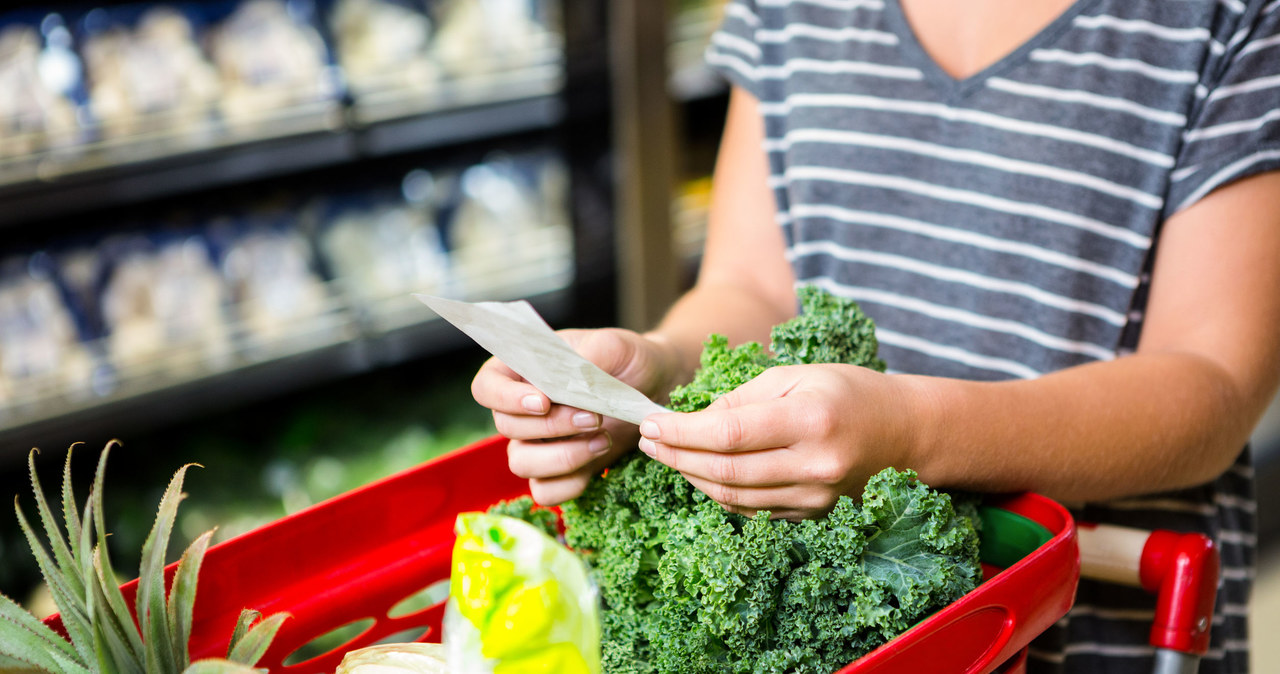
[637,363,920,520]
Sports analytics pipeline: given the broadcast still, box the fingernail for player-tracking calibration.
[639,420,660,440]
[638,438,657,457]
[572,411,599,429]
[588,433,611,455]
[521,395,546,413]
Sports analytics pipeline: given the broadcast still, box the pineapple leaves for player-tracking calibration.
[27,450,85,600]
[226,611,290,666]
[168,530,215,669]
[91,447,146,661]
[138,464,198,674]
[0,593,86,673]
[227,609,260,653]
[14,488,96,665]
[1,444,285,674]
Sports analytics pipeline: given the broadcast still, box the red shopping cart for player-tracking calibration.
[51,435,1221,674]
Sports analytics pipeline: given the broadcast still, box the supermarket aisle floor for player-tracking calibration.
[1254,552,1280,670]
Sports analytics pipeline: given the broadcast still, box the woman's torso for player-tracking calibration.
[708,1,1271,671]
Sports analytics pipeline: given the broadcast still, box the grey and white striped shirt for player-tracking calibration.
[708,0,1278,671]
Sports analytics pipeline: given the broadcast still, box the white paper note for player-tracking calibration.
[415,295,670,425]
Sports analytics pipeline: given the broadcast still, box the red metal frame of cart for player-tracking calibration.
[47,435,1219,674]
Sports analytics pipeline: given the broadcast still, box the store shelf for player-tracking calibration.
[0,92,564,229]
[361,92,564,158]
[0,0,604,461]
[0,278,574,463]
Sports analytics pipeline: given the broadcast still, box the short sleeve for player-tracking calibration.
[704,0,766,98]
[1167,3,1280,214]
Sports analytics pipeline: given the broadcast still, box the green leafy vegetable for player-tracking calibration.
[668,286,886,413]
[557,287,979,673]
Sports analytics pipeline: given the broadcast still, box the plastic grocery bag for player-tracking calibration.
[443,513,601,674]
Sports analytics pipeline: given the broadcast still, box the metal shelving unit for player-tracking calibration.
[0,0,613,458]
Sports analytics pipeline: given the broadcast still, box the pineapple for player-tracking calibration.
[0,442,286,673]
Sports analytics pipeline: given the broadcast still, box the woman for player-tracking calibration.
[472,0,1280,670]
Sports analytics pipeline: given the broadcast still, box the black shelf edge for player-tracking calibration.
[360,95,566,158]
[0,131,357,229]
[0,95,565,229]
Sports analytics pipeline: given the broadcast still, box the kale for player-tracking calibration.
[486,495,560,539]
[559,287,981,673]
[770,285,886,372]
[668,286,886,414]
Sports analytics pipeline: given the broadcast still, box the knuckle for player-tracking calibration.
[805,492,837,516]
[557,442,581,474]
[492,413,518,439]
[711,482,739,507]
[710,456,739,485]
[713,415,746,449]
[655,443,678,472]
[507,442,532,478]
[804,404,837,438]
[805,457,844,487]
[543,414,564,438]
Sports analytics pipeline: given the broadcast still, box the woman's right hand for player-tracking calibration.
[471,327,678,505]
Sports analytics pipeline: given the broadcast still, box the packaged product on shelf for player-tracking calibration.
[0,13,86,162]
[432,0,553,81]
[98,233,233,378]
[319,185,452,314]
[0,254,96,408]
[206,0,339,131]
[213,218,339,355]
[329,0,438,98]
[79,6,221,144]
[674,175,712,259]
[446,152,572,297]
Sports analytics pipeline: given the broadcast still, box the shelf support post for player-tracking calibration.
[610,0,680,331]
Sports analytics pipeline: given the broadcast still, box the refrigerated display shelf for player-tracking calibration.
[0,273,573,462]
[0,78,564,229]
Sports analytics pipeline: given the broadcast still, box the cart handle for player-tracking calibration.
[1077,523,1219,670]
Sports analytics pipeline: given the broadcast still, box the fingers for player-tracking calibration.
[638,402,800,454]
[471,356,549,415]
[680,473,835,521]
[528,471,594,507]
[507,421,638,504]
[507,432,613,480]
[637,368,822,453]
[637,441,790,488]
[494,405,602,441]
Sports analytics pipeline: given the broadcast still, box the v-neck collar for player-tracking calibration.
[883,0,1103,102]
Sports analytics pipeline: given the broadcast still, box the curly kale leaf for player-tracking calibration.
[855,469,982,617]
[559,286,980,673]
[771,285,886,371]
[668,288,885,414]
[668,336,774,413]
[566,456,981,674]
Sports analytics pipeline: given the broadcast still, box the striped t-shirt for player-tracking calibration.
[707,0,1278,671]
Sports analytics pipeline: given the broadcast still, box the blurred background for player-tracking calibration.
[0,0,1273,669]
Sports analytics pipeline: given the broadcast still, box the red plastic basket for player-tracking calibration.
[61,435,1080,673]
